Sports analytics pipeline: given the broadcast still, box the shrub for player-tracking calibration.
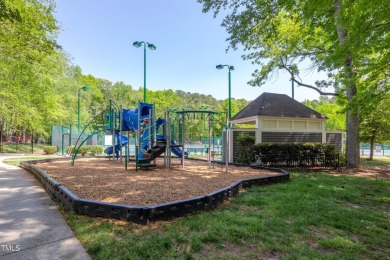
[43,145,58,154]
[73,145,103,156]
[236,134,256,164]
[252,143,341,167]
[65,146,74,154]
[254,143,338,157]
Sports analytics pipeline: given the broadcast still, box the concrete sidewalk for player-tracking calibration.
[0,154,90,260]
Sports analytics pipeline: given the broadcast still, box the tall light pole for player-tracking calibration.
[133,41,156,103]
[78,86,90,132]
[291,72,295,100]
[216,64,234,120]
[287,65,295,99]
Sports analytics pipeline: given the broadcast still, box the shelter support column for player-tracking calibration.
[255,117,262,144]
[321,120,326,143]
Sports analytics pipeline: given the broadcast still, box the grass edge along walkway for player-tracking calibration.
[63,172,389,259]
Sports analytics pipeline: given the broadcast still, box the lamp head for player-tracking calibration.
[229,66,234,71]
[133,41,142,48]
[216,64,224,70]
[81,86,90,92]
[147,43,156,50]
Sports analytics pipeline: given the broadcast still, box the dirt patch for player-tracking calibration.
[35,158,278,206]
[331,166,390,179]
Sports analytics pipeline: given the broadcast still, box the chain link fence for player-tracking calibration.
[51,125,102,154]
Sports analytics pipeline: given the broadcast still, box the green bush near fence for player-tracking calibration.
[236,134,256,164]
[237,142,341,166]
[65,146,74,154]
[254,143,338,156]
[254,143,341,167]
[43,145,58,154]
[68,145,103,156]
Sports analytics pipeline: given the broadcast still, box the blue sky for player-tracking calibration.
[54,0,323,102]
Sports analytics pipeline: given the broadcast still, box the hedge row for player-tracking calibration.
[66,145,103,156]
[236,135,344,167]
[43,146,58,154]
[254,143,339,156]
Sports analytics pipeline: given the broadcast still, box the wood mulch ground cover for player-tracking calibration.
[35,158,278,206]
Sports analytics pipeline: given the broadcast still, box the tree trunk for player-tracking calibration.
[22,128,25,143]
[345,60,360,168]
[334,0,360,168]
[369,136,374,160]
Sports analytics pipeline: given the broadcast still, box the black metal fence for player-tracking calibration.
[256,153,341,171]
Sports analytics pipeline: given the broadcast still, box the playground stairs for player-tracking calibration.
[138,139,167,169]
[141,145,167,161]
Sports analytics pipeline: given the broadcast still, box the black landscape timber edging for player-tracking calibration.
[20,158,289,224]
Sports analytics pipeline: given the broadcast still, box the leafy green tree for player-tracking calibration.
[303,97,345,131]
[360,90,390,160]
[198,0,390,168]
[0,0,59,142]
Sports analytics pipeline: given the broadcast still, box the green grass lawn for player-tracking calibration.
[64,172,390,259]
[2,155,60,166]
[361,156,390,167]
[0,143,45,154]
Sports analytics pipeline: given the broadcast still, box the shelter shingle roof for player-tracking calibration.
[231,92,326,120]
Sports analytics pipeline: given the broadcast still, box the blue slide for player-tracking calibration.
[104,133,128,157]
[171,142,188,158]
[105,103,188,159]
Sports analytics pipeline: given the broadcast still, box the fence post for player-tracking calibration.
[337,154,340,170]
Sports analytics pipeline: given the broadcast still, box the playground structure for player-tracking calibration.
[71,100,226,171]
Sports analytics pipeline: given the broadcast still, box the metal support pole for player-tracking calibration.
[119,105,123,163]
[167,110,171,168]
[143,43,147,103]
[125,131,129,170]
[181,113,185,169]
[291,75,294,100]
[208,113,212,166]
[69,125,72,147]
[228,69,232,121]
[77,89,80,132]
[50,125,53,146]
[164,111,167,167]
[136,101,141,171]
[109,101,114,161]
[225,109,229,173]
[148,108,152,152]
[61,125,64,155]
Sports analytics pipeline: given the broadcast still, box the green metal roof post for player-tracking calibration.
[216,64,234,121]
[77,86,90,132]
[133,41,156,103]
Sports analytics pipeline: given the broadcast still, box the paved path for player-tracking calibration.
[0,154,90,260]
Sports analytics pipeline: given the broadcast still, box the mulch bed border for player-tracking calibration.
[20,157,289,225]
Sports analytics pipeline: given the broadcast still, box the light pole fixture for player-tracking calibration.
[133,41,156,103]
[291,72,295,100]
[286,65,295,99]
[78,86,90,132]
[216,64,234,121]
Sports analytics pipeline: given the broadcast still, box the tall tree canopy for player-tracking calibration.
[198,0,390,168]
[303,96,345,131]
[0,0,59,139]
